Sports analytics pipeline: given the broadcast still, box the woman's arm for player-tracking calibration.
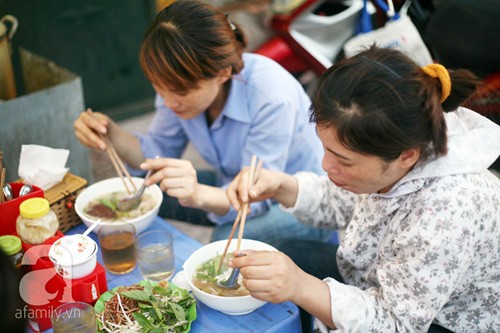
[141,157,230,215]
[294,271,336,329]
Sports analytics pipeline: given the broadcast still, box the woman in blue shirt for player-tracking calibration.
[73,0,331,243]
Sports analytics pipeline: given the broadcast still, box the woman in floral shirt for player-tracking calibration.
[227,46,500,332]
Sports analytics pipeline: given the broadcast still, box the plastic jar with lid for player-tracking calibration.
[0,235,24,269]
[16,198,59,245]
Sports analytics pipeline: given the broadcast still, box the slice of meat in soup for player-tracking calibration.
[87,203,116,219]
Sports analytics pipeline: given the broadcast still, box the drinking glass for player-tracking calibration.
[97,223,136,274]
[50,302,96,333]
[136,230,175,282]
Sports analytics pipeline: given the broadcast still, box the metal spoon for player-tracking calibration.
[3,184,13,200]
[216,267,242,289]
[216,253,247,289]
[19,184,33,197]
[116,169,153,212]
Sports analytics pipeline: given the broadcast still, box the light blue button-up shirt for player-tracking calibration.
[135,53,324,224]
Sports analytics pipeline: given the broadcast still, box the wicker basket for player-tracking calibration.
[17,173,88,233]
[44,173,88,232]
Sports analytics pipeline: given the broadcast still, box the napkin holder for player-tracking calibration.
[22,246,107,332]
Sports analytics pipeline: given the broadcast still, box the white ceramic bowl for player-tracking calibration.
[49,234,98,279]
[75,177,163,235]
[183,239,278,315]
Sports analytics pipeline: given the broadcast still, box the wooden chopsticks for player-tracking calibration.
[101,134,137,195]
[218,155,262,273]
[87,109,137,194]
[236,156,262,250]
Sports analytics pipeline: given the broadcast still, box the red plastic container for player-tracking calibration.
[0,184,108,331]
[255,36,309,73]
[0,182,44,236]
[22,246,108,332]
[20,230,65,267]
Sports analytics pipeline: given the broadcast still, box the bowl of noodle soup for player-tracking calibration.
[75,177,163,235]
[181,239,278,315]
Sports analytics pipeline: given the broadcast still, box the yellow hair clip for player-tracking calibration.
[421,64,451,102]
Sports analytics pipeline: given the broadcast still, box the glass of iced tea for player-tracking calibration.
[97,223,136,274]
[136,230,175,282]
[50,302,96,333]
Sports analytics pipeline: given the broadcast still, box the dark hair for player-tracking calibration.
[139,0,247,94]
[310,46,482,162]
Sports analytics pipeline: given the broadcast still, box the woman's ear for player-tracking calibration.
[399,148,420,168]
[217,67,232,84]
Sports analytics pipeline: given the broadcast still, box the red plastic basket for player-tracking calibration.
[0,183,44,236]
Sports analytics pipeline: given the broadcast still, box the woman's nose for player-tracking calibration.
[322,157,339,174]
[165,100,180,109]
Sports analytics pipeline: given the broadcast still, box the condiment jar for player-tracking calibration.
[16,198,59,244]
[49,234,98,279]
[0,235,24,269]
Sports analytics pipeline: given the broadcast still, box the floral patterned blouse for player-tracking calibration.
[286,108,500,332]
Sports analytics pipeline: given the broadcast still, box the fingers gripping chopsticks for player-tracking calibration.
[218,155,262,273]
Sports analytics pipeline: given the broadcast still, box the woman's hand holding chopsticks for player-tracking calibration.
[74,108,147,194]
[74,108,144,169]
[220,161,301,270]
[226,165,300,211]
[218,155,262,272]
[74,108,112,151]
[227,163,334,323]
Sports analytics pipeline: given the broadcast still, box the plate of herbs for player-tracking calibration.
[95,280,196,333]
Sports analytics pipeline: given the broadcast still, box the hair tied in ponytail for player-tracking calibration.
[421,64,451,102]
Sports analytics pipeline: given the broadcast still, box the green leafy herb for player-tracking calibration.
[195,253,230,281]
[119,289,150,302]
[98,196,117,211]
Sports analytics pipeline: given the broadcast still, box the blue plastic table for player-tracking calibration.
[58,217,302,333]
